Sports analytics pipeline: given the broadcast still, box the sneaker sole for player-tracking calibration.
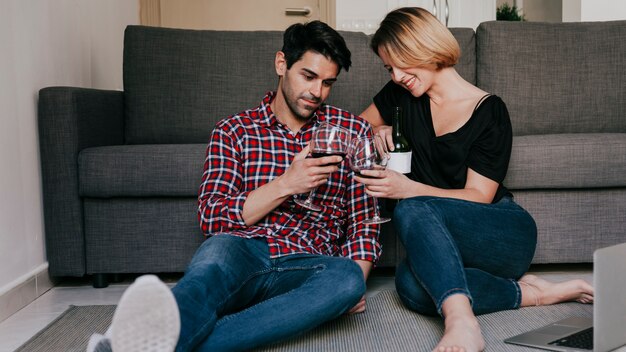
[110,275,180,352]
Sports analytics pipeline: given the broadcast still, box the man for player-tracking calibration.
[88,20,381,352]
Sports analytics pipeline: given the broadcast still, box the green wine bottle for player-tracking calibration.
[387,107,412,173]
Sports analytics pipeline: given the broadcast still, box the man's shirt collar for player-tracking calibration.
[255,91,327,129]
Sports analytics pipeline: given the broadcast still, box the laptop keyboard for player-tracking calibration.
[549,327,593,350]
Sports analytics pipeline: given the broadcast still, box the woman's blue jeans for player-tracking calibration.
[393,196,537,317]
[171,235,365,352]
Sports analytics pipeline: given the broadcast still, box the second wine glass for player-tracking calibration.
[348,135,391,225]
[294,122,350,211]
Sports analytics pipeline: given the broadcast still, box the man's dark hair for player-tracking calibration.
[282,21,351,72]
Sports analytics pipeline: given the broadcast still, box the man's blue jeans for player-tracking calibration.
[393,196,537,317]
[171,235,365,351]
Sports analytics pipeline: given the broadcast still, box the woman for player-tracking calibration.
[358,7,594,352]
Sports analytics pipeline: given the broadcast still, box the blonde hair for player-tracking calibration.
[371,7,460,70]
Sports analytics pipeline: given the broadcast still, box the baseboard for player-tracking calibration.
[0,263,56,323]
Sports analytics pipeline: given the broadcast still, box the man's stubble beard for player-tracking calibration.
[281,76,320,122]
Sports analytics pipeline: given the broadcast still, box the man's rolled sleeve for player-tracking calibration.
[199,190,251,235]
[341,226,382,263]
[198,125,250,235]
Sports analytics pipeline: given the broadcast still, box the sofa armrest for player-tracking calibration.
[38,87,124,277]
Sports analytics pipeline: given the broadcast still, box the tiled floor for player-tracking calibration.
[0,265,592,352]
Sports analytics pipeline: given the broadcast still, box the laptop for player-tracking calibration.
[504,242,626,352]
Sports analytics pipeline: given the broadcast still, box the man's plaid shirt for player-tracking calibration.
[198,92,382,263]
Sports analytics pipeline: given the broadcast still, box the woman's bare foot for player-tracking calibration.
[519,274,594,307]
[433,314,485,352]
[433,295,485,352]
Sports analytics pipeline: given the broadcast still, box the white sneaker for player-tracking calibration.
[108,275,180,352]
[86,333,111,352]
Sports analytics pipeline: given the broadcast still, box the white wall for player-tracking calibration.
[0,0,138,294]
[336,0,495,33]
[579,0,626,21]
[336,0,388,34]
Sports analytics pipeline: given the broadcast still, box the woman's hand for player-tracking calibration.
[374,125,394,151]
[360,103,395,151]
[355,167,499,204]
[354,168,419,199]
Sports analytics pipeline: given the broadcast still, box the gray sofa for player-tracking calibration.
[38,21,626,286]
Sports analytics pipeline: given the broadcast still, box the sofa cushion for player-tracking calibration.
[79,144,206,197]
[123,26,476,144]
[505,133,626,190]
[513,188,626,263]
[476,21,626,136]
[84,198,205,273]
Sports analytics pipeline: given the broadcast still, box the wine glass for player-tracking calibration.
[294,122,351,211]
[348,135,391,224]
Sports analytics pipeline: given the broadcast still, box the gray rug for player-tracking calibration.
[15,305,113,352]
[16,290,592,352]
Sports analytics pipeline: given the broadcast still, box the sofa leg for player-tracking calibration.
[93,274,109,288]
[110,273,123,283]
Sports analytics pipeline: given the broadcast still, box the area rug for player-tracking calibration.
[16,290,591,351]
[14,305,113,352]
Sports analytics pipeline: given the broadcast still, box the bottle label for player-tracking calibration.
[387,151,412,174]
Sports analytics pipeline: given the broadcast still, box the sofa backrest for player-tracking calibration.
[123,26,280,144]
[476,20,626,136]
[123,25,476,144]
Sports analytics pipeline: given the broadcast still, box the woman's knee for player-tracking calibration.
[395,195,441,215]
[394,261,438,316]
[393,197,441,242]
[394,197,427,224]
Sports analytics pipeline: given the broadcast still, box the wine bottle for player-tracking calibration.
[386,107,412,174]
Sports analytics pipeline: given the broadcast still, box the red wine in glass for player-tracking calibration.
[310,151,347,166]
[354,164,385,178]
[295,122,350,211]
[348,135,391,225]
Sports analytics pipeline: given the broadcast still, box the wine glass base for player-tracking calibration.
[294,199,322,212]
[363,217,391,225]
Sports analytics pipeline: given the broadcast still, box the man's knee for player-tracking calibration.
[340,260,366,297]
[193,234,234,257]
[321,259,366,305]
[186,236,265,278]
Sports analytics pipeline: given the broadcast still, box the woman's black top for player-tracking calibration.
[373,80,513,203]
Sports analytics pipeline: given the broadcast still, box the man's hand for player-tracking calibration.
[348,295,366,314]
[241,145,343,225]
[278,145,343,196]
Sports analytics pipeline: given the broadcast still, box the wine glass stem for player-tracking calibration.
[303,188,317,205]
[371,196,381,220]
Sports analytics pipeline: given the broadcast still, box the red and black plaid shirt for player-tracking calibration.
[198,92,382,263]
